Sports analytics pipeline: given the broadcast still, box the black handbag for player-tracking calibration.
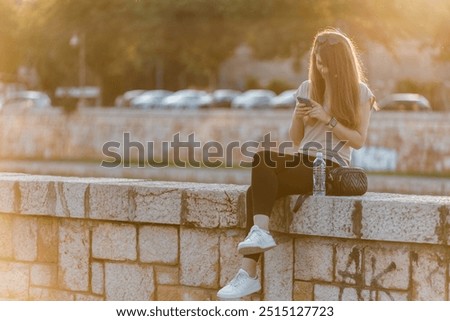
[293,167,368,212]
[326,167,368,196]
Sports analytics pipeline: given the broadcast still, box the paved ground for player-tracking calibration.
[0,160,449,196]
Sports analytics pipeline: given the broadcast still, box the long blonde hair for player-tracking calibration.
[308,29,365,130]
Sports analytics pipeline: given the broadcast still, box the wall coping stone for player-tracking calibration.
[1,173,449,246]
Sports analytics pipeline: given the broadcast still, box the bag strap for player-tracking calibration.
[293,193,312,212]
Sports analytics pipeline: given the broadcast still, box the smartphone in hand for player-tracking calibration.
[296,97,313,107]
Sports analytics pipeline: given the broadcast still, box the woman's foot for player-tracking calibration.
[237,225,276,255]
[217,269,261,300]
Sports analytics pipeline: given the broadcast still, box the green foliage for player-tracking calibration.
[0,0,448,104]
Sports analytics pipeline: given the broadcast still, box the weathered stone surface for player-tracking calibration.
[91,262,104,295]
[139,225,178,264]
[182,184,246,228]
[218,229,246,287]
[55,181,89,218]
[361,194,444,244]
[12,216,37,261]
[0,180,17,213]
[411,250,447,300]
[377,290,408,301]
[0,215,13,258]
[75,294,104,301]
[37,218,58,263]
[19,181,57,215]
[58,220,89,291]
[339,287,371,301]
[92,223,136,261]
[180,228,219,288]
[289,196,356,238]
[294,238,333,282]
[88,184,134,221]
[364,245,410,290]
[313,284,340,301]
[0,262,29,300]
[156,285,215,301]
[30,264,57,287]
[263,234,293,301]
[154,266,179,285]
[335,244,363,285]
[293,281,313,301]
[105,263,154,300]
[29,287,75,301]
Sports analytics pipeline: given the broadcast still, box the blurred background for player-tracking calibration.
[0,0,449,195]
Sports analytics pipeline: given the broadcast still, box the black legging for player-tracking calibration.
[244,150,340,261]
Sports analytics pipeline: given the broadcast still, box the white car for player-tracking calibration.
[231,89,276,109]
[378,93,432,111]
[161,90,213,109]
[115,89,146,108]
[130,90,173,109]
[271,89,297,109]
[0,91,52,109]
[212,89,241,108]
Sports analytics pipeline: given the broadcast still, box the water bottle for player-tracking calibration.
[313,152,326,196]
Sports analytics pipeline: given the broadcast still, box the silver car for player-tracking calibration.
[0,91,52,109]
[231,89,276,109]
[161,90,213,109]
[130,90,173,109]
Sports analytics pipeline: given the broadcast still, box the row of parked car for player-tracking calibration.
[115,89,298,110]
[0,88,433,112]
[115,88,433,111]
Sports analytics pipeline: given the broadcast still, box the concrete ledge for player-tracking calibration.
[1,173,450,301]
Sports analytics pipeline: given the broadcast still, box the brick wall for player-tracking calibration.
[0,173,449,301]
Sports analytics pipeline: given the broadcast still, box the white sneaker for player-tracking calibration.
[217,269,261,300]
[237,225,276,255]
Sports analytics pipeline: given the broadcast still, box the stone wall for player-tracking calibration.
[0,108,449,175]
[1,173,449,301]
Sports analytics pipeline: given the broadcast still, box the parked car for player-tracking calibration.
[378,93,432,111]
[231,89,276,109]
[115,89,146,108]
[0,91,52,110]
[212,89,241,108]
[160,89,213,109]
[271,89,297,109]
[130,90,173,109]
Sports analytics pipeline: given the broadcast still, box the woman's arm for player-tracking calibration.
[307,99,372,149]
[289,102,310,146]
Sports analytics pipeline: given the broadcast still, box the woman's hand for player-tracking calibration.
[306,100,331,124]
[294,101,312,120]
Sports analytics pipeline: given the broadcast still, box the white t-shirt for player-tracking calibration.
[294,80,376,166]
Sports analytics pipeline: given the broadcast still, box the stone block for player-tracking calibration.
[180,228,219,288]
[0,215,13,258]
[105,263,155,300]
[75,294,104,301]
[29,287,74,301]
[293,281,313,301]
[219,229,247,287]
[0,180,17,213]
[19,181,57,215]
[294,238,333,282]
[37,218,58,263]
[313,284,340,301]
[289,196,356,238]
[12,216,37,261]
[58,220,89,291]
[411,249,446,300]
[377,290,408,301]
[335,243,363,285]
[181,184,245,228]
[91,262,104,295]
[139,225,178,264]
[31,264,57,287]
[155,266,179,285]
[0,262,29,300]
[156,285,216,301]
[361,195,442,244]
[339,287,371,301]
[364,245,410,290]
[92,223,136,261]
[263,235,293,301]
[133,184,182,225]
[55,181,89,218]
[88,184,134,221]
